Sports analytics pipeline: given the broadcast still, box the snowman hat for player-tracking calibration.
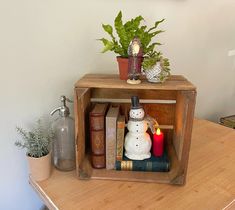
[131,96,142,109]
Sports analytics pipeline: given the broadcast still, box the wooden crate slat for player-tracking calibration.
[91,88,177,100]
[74,87,91,177]
[172,90,196,184]
[75,74,196,91]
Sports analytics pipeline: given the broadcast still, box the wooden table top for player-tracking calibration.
[30,119,235,210]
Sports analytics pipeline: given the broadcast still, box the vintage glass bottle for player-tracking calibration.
[50,96,75,171]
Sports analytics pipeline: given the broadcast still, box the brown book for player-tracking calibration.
[116,115,125,161]
[89,103,108,169]
[106,105,120,170]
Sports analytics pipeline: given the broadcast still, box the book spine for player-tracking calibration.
[91,155,105,169]
[106,119,117,170]
[106,106,119,170]
[116,116,125,161]
[90,130,104,155]
[220,116,235,129]
[220,120,235,128]
[90,108,107,169]
[115,160,169,172]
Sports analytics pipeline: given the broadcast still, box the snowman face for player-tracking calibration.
[130,108,145,119]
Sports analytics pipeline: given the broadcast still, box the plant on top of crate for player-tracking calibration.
[98,11,165,80]
[142,51,170,83]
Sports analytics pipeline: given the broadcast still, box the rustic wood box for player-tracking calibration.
[74,74,196,185]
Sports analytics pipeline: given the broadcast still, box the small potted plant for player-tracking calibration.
[15,119,54,181]
[99,11,165,80]
[142,51,170,83]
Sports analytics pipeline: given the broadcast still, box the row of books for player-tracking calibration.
[89,103,170,172]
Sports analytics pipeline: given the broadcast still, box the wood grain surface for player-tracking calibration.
[75,74,196,91]
[29,119,235,210]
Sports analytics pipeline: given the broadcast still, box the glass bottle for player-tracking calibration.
[50,96,75,171]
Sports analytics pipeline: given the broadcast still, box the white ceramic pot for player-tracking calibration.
[27,152,51,181]
[145,62,162,83]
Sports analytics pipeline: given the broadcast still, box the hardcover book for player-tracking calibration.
[116,115,125,161]
[89,103,108,169]
[106,105,120,170]
[220,115,235,129]
[116,150,170,172]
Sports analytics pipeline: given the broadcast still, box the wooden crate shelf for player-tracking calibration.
[74,74,196,185]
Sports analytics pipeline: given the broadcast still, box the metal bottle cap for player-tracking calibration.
[50,95,73,117]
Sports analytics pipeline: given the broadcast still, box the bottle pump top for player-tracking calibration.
[50,96,73,117]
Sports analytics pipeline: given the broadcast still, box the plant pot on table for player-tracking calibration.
[27,151,52,181]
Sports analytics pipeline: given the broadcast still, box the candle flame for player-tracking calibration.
[156,128,161,135]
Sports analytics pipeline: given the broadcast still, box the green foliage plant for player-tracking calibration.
[142,51,171,82]
[99,11,165,58]
[15,119,54,158]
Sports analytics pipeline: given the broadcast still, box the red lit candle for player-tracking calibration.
[153,128,164,157]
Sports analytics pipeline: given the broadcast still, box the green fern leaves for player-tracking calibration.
[99,11,165,57]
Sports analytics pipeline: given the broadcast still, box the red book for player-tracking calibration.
[89,103,108,169]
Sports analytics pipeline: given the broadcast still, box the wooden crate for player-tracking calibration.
[74,74,196,185]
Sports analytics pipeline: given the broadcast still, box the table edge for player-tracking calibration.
[29,176,58,210]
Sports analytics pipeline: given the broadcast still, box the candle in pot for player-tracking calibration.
[153,128,164,157]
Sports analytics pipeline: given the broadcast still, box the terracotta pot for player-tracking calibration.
[116,56,144,80]
[27,152,51,181]
[116,57,128,80]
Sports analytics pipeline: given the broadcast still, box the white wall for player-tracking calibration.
[0,0,234,209]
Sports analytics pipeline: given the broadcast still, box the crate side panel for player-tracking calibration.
[74,88,92,178]
[172,90,196,184]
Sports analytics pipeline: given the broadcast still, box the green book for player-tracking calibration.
[220,115,235,129]
[116,150,170,172]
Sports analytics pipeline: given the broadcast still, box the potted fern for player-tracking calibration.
[99,11,165,80]
[142,51,170,83]
[15,119,54,181]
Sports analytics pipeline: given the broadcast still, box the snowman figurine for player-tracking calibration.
[124,96,155,160]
